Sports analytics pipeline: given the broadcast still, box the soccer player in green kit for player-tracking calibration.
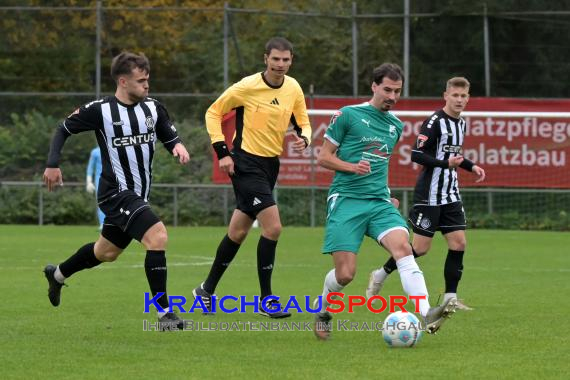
[313,63,457,340]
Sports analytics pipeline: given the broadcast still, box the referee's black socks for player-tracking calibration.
[203,234,241,294]
[257,236,277,299]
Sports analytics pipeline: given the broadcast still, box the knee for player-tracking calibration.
[95,249,121,262]
[228,228,249,244]
[449,239,466,251]
[412,242,432,256]
[414,250,428,257]
[94,240,122,262]
[262,222,282,241]
[392,242,413,261]
[336,269,355,286]
[145,229,168,250]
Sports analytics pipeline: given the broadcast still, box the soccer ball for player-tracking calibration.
[382,311,423,348]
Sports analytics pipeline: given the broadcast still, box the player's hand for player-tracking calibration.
[43,168,63,192]
[291,136,308,152]
[219,156,235,176]
[390,197,400,208]
[448,155,464,168]
[353,160,371,175]
[172,143,190,164]
[86,179,95,194]
[472,165,486,182]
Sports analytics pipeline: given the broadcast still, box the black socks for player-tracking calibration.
[203,234,241,294]
[144,250,169,309]
[202,234,279,299]
[257,236,277,299]
[444,249,464,293]
[59,242,101,278]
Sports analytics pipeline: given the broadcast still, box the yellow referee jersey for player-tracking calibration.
[206,72,312,157]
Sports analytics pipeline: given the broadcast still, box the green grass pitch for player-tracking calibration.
[1,225,569,379]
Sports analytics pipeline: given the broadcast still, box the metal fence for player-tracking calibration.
[2,181,568,230]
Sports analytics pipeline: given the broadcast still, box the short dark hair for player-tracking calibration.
[372,63,404,86]
[110,52,150,82]
[265,37,293,55]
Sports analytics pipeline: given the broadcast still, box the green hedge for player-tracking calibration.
[1,110,568,230]
[1,185,568,231]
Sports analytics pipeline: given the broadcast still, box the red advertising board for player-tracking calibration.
[212,98,570,189]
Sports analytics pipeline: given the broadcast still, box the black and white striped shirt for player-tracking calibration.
[412,109,467,205]
[47,96,181,202]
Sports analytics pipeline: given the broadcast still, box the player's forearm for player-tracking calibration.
[205,107,226,145]
[411,150,449,168]
[459,157,475,172]
[299,125,312,146]
[86,160,94,177]
[161,136,182,153]
[291,108,312,147]
[46,126,71,168]
[317,152,358,174]
[206,105,231,159]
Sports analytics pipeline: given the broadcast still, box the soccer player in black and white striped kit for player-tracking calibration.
[367,77,485,310]
[42,52,190,328]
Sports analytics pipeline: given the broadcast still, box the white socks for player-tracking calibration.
[396,255,430,317]
[444,292,457,303]
[372,267,389,283]
[320,257,430,316]
[54,266,66,284]
[157,310,168,318]
[320,269,344,311]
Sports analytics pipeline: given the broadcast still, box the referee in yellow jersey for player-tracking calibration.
[192,37,312,318]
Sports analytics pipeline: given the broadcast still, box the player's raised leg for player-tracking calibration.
[366,245,420,299]
[368,204,435,298]
[44,235,123,307]
[380,229,456,334]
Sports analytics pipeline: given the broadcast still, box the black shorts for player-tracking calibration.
[408,201,466,237]
[230,149,280,219]
[98,190,160,248]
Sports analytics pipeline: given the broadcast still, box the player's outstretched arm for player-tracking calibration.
[44,124,72,191]
[171,143,190,165]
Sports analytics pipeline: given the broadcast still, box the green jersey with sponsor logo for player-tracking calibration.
[324,102,403,200]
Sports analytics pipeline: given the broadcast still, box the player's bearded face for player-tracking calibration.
[372,78,402,111]
[125,68,150,102]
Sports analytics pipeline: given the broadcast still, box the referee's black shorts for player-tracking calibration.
[230,149,280,219]
[98,190,161,249]
[408,201,466,238]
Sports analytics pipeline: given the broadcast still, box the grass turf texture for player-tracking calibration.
[1,225,569,379]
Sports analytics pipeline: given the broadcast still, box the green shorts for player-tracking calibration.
[322,195,408,254]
